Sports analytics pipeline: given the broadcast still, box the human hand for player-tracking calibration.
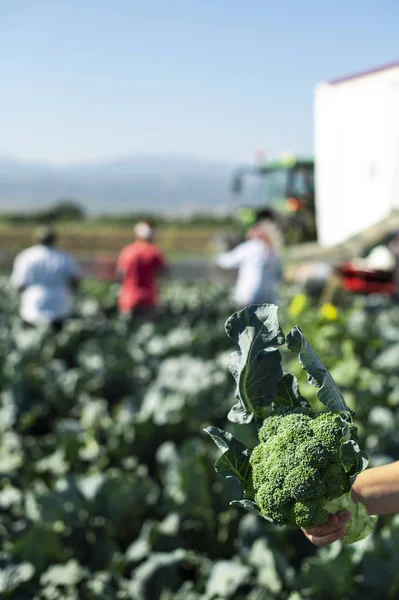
[302,511,352,547]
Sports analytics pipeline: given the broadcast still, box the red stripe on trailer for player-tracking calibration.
[329,60,399,86]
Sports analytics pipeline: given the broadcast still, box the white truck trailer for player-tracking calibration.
[314,61,399,248]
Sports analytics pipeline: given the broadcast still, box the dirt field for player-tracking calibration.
[0,223,233,259]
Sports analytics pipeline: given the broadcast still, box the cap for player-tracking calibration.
[135,222,154,241]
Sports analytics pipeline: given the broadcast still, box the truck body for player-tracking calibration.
[315,61,399,247]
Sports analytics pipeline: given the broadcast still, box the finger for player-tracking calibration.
[306,525,346,547]
[304,511,351,538]
[302,511,351,539]
[305,514,337,536]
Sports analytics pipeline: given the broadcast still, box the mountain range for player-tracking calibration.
[0,155,249,216]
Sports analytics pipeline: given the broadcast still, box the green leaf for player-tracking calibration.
[94,470,159,529]
[373,343,399,374]
[224,305,285,423]
[226,401,254,425]
[300,543,356,598]
[225,304,285,346]
[249,538,287,593]
[10,526,67,572]
[204,560,251,599]
[204,426,251,488]
[274,373,307,408]
[129,549,204,600]
[25,478,89,529]
[341,439,369,476]
[230,499,276,523]
[286,326,349,412]
[0,562,35,594]
[40,560,87,587]
[157,439,213,518]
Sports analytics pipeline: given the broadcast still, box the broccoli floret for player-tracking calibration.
[283,465,325,501]
[323,462,351,500]
[249,406,374,540]
[292,500,329,529]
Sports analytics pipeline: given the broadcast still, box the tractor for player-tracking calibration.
[231,156,316,245]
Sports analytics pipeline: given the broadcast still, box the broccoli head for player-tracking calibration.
[249,407,355,530]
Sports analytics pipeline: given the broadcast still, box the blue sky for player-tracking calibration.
[1,0,398,165]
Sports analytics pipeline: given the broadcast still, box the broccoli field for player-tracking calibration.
[2,278,399,599]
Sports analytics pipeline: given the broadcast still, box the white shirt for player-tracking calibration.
[11,244,81,324]
[217,239,283,307]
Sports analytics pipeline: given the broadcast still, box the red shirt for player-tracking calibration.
[117,241,166,311]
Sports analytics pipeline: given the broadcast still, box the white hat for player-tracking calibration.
[135,222,154,240]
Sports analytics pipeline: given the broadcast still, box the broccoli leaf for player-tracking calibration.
[204,426,251,488]
[274,373,307,408]
[230,499,277,524]
[286,326,349,412]
[341,439,369,477]
[0,562,35,594]
[40,560,87,587]
[225,305,285,423]
[205,560,251,599]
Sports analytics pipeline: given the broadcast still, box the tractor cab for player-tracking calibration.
[232,157,316,243]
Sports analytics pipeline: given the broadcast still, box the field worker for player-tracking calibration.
[216,219,283,307]
[116,221,167,321]
[302,460,399,547]
[11,226,81,331]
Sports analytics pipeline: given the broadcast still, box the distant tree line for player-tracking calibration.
[0,200,235,228]
[0,200,86,224]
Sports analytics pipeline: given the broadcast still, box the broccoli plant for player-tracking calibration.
[205,304,376,544]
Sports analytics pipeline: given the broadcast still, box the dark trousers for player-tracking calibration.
[22,319,65,333]
[122,305,157,323]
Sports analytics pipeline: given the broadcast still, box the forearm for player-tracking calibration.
[216,254,238,269]
[352,461,399,515]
